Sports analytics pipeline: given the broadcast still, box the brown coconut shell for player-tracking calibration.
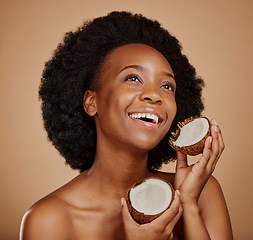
[169,116,211,156]
[126,177,174,224]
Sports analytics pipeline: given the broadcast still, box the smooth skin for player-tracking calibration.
[20,44,233,240]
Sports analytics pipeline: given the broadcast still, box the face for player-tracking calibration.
[84,43,177,152]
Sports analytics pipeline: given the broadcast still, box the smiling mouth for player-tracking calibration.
[128,112,162,124]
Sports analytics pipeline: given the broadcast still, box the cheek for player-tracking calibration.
[96,90,132,122]
[163,98,177,132]
[172,100,177,117]
[166,97,177,118]
[110,89,137,109]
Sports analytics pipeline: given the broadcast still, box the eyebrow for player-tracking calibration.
[119,65,175,80]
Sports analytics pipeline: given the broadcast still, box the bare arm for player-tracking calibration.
[181,176,233,239]
[174,120,233,239]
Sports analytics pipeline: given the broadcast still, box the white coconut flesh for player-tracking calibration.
[129,179,173,215]
[173,118,209,147]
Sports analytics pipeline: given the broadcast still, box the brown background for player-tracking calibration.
[1,0,252,239]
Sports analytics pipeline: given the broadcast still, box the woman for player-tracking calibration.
[20,11,233,239]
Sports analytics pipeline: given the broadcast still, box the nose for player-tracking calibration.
[139,87,162,104]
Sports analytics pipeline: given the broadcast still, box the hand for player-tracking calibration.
[121,191,183,240]
[174,119,225,206]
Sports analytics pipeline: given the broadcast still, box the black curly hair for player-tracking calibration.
[39,11,204,172]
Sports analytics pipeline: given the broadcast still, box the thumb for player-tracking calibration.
[176,151,188,170]
[121,198,139,230]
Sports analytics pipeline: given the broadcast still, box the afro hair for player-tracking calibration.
[39,11,204,172]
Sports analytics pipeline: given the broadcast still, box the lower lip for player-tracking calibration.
[129,117,161,130]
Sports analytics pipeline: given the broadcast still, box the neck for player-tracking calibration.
[86,140,152,198]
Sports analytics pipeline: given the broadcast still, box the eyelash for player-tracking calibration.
[161,82,175,92]
[125,75,175,93]
[126,75,141,83]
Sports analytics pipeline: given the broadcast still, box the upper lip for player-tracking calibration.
[128,108,164,124]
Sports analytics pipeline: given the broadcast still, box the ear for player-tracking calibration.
[83,90,97,116]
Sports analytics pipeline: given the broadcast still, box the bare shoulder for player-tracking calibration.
[20,194,72,240]
[199,176,233,239]
[199,175,226,208]
[20,172,97,240]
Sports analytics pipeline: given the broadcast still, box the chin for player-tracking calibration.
[128,138,162,152]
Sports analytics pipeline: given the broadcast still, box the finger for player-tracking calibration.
[212,124,225,168]
[152,190,181,227]
[207,120,220,169]
[215,123,225,154]
[121,198,139,230]
[176,151,188,170]
[195,135,212,170]
[211,120,219,149]
[168,232,174,240]
[164,204,183,236]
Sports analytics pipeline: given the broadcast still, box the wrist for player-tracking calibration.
[182,202,200,214]
[180,194,198,209]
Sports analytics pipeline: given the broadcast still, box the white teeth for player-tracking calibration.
[129,112,159,124]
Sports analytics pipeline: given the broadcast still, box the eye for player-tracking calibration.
[125,74,142,84]
[126,76,139,82]
[161,82,175,92]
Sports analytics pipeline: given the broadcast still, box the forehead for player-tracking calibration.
[101,43,173,74]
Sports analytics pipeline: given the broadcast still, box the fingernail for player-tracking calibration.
[212,119,218,126]
[121,198,124,207]
[214,125,218,132]
[176,190,180,196]
[209,136,213,143]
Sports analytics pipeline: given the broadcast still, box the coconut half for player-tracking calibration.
[127,178,174,224]
[169,116,211,156]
